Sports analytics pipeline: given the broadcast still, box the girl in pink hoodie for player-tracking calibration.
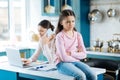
[55,9,97,80]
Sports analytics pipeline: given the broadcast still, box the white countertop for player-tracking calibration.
[0,56,106,80]
[0,63,74,80]
[0,56,74,80]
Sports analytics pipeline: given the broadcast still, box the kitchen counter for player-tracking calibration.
[86,47,120,61]
[87,51,120,57]
[0,56,106,80]
[86,50,120,61]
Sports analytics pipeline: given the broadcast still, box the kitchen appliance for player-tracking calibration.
[93,39,103,52]
[88,9,103,23]
[107,34,120,53]
[107,8,116,17]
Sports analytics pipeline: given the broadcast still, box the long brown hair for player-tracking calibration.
[55,9,77,34]
[38,20,54,31]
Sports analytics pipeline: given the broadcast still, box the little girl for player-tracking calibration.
[23,20,56,64]
[55,9,97,80]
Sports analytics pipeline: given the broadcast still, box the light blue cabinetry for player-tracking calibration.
[80,0,90,47]
[19,73,57,80]
[0,70,17,80]
[0,52,6,56]
[0,69,56,80]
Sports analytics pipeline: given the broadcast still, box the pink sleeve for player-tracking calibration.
[56,35,79,62]
[71,33,86,60]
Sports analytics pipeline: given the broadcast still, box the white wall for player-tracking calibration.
[29,0,58,33]
[90,0,120,48]
[29,0,120,48]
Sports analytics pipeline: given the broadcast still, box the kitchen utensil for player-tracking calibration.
[107,40,114,48]
[88,9,103,23]
[107,33,120,53]
[45,0,55,13]
[93,39,103,48]
[107,8,116,17]
[107,39,120,53]
[62,0,72,11]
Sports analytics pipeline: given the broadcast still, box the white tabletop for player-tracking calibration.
[0,56,106,80]
[0,56,74,80]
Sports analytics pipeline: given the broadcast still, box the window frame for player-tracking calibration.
[0,0,29,46]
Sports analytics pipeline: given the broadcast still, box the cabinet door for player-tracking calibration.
[19,73,56,80]
[0,70,17,80]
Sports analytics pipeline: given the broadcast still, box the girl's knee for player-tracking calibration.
[92,74,97,80]
[88,74,97,80]
[74,73,86,80]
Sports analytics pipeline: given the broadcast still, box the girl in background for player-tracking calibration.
[55,9,97,80]
[23,20,56,64]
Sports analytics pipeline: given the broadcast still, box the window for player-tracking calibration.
[0,0,8,40]
[0,0,27,44]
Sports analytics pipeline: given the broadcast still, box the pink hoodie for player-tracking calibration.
[55,31,86,65]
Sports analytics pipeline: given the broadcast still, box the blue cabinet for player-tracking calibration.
[19,73,57,80]
[0,52,6,56]
[0,70,17,80]
[80,0,90,47]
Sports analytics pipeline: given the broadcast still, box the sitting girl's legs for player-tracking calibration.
[56,62,87,80]
[72,61,97,80]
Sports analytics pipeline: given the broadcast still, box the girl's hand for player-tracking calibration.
[66,52,71,56]
[77,48,82,53]
[22,58,31,64]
